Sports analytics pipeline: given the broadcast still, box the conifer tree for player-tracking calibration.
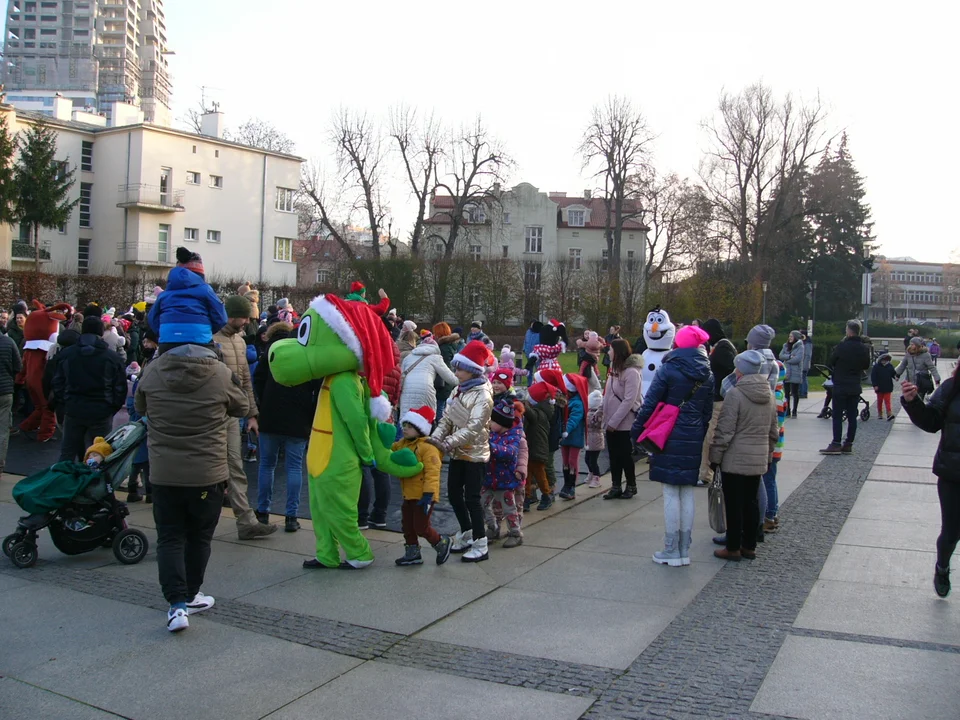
[0,110,18,227]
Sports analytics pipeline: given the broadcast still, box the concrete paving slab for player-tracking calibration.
[853,479,939,504]
[560,491,660,522]
[0,677,122,719]
[239,564,496,634]
[471,543,562,585]
[795,579,960,646]
[819,544,936,590]
[97,537,309,600]
[868,465,937,483]
[263,661,595,719]
[0,571,32,594]
[873,452,931,468]
[848,491,938,524]
[751,635,960,720]
[507,549,719,607]
[416,587,675,669]
[520,516,609,549]
[835,516,940,553]
[573,525,722,563]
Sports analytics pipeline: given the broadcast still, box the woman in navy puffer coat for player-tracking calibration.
[633,325,714,567]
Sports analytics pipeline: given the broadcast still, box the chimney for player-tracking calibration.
[200,110,225,139]
[52,95,73,121]
[548,191,567,198]
[584,189,592,200]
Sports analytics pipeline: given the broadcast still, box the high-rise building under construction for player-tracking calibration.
[1,0,172,126]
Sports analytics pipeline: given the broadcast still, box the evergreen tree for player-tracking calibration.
[14,118,79,272]
[0,110,19,226]
[806,133,875,320]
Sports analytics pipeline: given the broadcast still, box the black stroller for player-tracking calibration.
[811,364,871,422]
[3,420,150,569]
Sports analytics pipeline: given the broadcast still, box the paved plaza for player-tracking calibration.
[2,391,958,719]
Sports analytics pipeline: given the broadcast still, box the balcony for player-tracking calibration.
[115,242,175,267]
[117,184,185,212]
[11,241,51,263]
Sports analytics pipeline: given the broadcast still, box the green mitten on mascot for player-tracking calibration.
[268,293,422,569]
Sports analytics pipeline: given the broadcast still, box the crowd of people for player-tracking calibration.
[5,248,960,630]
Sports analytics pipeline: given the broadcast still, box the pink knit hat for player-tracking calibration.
[674,325,710,349]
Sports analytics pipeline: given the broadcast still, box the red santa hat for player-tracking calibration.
[563,372,590,413]
[491,369,513,389]
[527,382,556,406]
[350,280,366,294]
[451,340,494,376]
[400,406,435,436]
[535,368,565,391]
[309,293,397,421]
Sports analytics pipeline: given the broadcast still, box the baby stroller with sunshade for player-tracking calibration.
[3,420,150,569]
[811,364,871,422]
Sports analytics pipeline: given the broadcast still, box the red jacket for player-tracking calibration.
[382,341,402,408]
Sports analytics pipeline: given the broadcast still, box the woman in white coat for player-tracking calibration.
[399,339,459,421]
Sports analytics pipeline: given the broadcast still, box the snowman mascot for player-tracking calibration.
[640,307,676,402]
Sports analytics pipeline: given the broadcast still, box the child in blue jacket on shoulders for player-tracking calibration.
[148,247,227,348]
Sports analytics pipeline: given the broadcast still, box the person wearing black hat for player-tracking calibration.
[52,315,126,462]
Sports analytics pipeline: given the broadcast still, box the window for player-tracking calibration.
[158,224,170,262]
[502,244,509,258]
[209,174,223,189]
[25,1,36,9]
[467,204,485,224]
[274,237,293,262]
[523,262,542,291]
[58,221,66,233]
[601,248,609,271]
[215,150,219,158]
[276,187,295,212]
[81,140,93,171]
[571,231,579,237]
[317,269,332,285]
[73,29,88,37]
[524,226,543,253]
[469,244,481,261]
[571,288,581,306]
[79,182,92,228]
[503,212,511,225]
[626,249,635,273]
[569,248,582,270]
[469,285,481,309]
[183,227,198,242]
[206,229,221,243]
[23,28,35,39]
[186,171,200,185]
[77,238,90,276]
[568,209,585,227]
[40,28,56,35]
[192,145,197,154]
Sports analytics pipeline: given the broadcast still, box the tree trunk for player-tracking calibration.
[33,223,40,274]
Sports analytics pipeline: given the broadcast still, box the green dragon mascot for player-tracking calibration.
[268,292,422,569]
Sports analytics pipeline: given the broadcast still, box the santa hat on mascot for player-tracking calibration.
[23,300,71,351]
[539,319,568,350]
[309,293,396,422]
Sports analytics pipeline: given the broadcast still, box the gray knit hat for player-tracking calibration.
[734,349,764,375]
[747,324,776,349]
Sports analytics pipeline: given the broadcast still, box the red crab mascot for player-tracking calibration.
[17,300,71,441]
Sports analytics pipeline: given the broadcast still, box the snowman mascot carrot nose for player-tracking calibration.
[640,307,676,402]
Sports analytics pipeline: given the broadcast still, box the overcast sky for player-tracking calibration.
[165,0,958,263]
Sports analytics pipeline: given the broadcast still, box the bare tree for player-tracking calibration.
[544,257,577,324]
[390,105,442,258]
[699,83,828,272]
[579,96,654,284]
[331,108,388,260]
[578,259,616,334]
[227,118,295,154]
[426,117,511,320]
[181,98,209,134]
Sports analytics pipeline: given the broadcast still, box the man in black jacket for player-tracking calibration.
[821,319,872,456]
[699,318,737,483]
[0,330,23,476]
[53,316,126,462]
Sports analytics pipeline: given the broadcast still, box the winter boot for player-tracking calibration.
[653,532,683,567]
[713,548,742,561]
[285,516,300,532]
[935,563,951,598]
[559,470,575,500]
[255,510,270,525]
[678,530,692,567]
[502,534,523,549]
[536,492,554,511]
[126,478,142,504]
[604,485,623,500]
[396,544,423,566]
[487,520,502,541]
[461,536,489,563]
[433,536,452,565]
[621,483,637,500]
[450,529,474,554]
[841,442,854,455]
[819,442,843,455]
[523,495,534,513]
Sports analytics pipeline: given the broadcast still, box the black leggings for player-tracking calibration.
[448,459,486,541]
[784,382,800,415]
[606,431,636,489]
[937,478,960,569]
[722,472,761,552]
[585,450,601,475]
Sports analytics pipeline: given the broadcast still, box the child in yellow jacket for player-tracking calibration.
[393,406,452,566]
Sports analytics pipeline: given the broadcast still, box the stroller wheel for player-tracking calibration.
[2,533,21,558]
[10,541,38,569]
[113,528,149,565]
[860,408,870,422]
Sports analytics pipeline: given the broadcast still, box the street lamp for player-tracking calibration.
[762,281,769,324]
[810,280,818,336]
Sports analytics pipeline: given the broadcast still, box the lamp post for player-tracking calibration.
[810,280,818,336]
[948,286,955,325]
[762,281,769,324]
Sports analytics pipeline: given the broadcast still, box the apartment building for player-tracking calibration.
[2,0,173,126]
[870,256,960,323]
[1,101,303,285]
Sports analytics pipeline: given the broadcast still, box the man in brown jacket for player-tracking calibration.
[215,295,277,539]
[135,343,249,632]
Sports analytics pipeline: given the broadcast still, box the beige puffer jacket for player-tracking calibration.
[214,323,257,418]
[709,373,778,476]
[431,380,493,462]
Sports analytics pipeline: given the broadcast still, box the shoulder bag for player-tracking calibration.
[914,356,935,395]
[636,379,703,454]
[708,468,726,533]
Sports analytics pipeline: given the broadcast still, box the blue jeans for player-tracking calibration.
[800,371,809,398]
[256,433,306,517]
[762,459,779,520]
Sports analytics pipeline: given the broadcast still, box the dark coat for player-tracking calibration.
[632,347,714,486]
[523,398,553,462]
[829,336,872,396]
[52,333,126,421]
[253,325,321,440]
[708,338,736,402]
[871,360,897,394]
[0,333,22,395]
[903,379,960,482]
[43,329,80,408]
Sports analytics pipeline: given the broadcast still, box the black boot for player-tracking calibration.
[559,470,575,500]
[621,483,637,500]
[396,544,423,566]
[126,478,142,503]
[604,486,623,500]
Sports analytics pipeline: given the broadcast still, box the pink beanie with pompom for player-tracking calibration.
[674,325,710,349]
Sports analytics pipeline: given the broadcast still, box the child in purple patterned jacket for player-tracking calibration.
[483,397,525,548]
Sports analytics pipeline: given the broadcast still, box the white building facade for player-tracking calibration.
[870,256,960,324]
[1,103,303,285]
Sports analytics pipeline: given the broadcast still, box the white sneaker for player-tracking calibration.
[186,592,215,615]
[588,475,601,489]
[462,537,489,563]
[167,607,189,632]
[450,529,474,554]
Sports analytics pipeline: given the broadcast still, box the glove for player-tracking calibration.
[709,462,719,472]
[417,492,434,515]
[561,431,569,439]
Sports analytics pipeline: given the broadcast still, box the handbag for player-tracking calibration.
[636,380,703,454]
[708,468,726,533]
